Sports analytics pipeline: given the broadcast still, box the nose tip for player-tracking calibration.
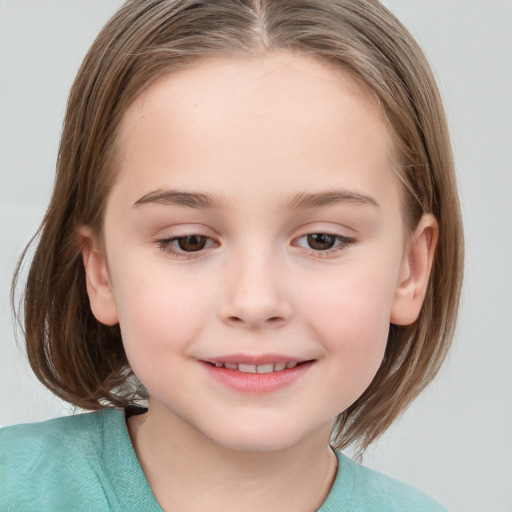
[218,259,292,329]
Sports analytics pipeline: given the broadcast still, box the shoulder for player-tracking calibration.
[319,451,449,512]
[0,409,126,511]
[0,408,121,462]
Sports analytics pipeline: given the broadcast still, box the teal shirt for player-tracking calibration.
[0,409,448,511]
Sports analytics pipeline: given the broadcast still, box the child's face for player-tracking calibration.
[84,53,431,451]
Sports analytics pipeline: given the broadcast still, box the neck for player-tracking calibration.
[128,401,338,512]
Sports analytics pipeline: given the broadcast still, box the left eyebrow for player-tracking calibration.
[287,190,379,209]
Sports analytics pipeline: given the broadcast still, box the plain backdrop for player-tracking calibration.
[1,1,511,511]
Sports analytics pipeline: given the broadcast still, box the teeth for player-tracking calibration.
[256,363,274,374]
[238,363,257,373]
[211,361,302,373]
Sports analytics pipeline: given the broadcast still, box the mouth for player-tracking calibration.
[204,360,310,374]
[200,357,315,394]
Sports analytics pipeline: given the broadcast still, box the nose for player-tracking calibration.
[218,250,292,329]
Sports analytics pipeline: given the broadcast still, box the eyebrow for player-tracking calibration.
[133,190,222,209]
[287,190,379,209]
[133,189,379,210]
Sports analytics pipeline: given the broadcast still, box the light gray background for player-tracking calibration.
[1,1,511,511]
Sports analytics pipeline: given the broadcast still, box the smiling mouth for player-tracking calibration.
[205,361,311,374]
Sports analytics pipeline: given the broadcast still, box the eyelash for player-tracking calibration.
[156,232,355,259]
[157,235,217,259]
[294,233,356,256]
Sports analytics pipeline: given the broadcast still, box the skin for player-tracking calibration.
[81,52,438,512]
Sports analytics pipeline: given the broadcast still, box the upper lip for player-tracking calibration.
[200,354,313,365]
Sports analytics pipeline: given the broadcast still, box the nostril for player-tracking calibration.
[225,315,284,327]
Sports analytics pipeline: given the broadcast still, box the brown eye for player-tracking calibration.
[177,235,208,252]
[306,233,336,250]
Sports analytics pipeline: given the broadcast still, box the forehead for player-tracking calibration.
[120,52,384,142]
[126,52,376,117]
[113,52,397,208]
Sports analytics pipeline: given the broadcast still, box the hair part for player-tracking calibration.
[13,0,463,454]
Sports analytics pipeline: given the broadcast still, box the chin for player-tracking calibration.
[201,418,329,454]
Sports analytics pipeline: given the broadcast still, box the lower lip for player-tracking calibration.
[201,361,314,394]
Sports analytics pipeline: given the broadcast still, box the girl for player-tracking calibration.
[1,0,463,510]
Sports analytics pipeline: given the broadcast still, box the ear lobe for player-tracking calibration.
[390,214,438,326]
[79,227,119,326]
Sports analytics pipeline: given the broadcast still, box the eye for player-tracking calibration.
[175,235,208,252]
[157,235,216,256]
[305,233,336,250]
[295,232,355,254]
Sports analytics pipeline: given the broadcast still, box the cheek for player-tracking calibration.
[109,259,214,366]
[301,264,397,390]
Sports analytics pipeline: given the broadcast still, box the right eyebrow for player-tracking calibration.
[133,189,222,209]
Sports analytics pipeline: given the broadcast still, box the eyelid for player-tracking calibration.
[292,231,356,257]
[156,234,219,259]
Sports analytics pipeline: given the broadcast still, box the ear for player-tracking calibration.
[78,227,119,326]
[390,214,438,326]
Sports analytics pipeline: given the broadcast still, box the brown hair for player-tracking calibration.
[13,0,463,453]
